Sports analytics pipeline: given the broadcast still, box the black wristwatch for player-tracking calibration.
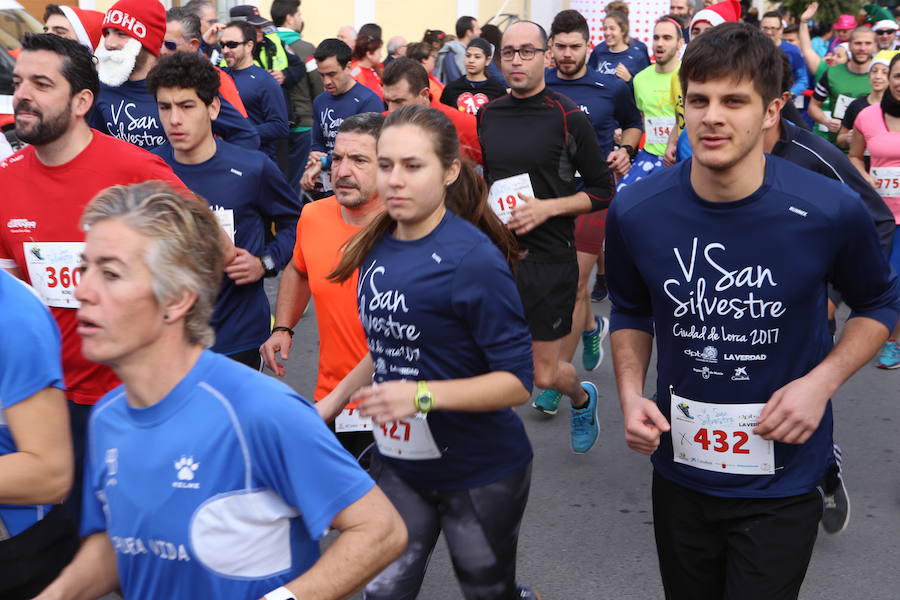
[257,254,277,278]
[619,144,637,160]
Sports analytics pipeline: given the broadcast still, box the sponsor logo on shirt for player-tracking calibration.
[731,366,750,381]
[172,456,200,489]
[692,366,724,379]
[723,353,766,361]
[684,345,718,363]
[7,217,36,233]
[105,448,119,487]
[0,154,24,168]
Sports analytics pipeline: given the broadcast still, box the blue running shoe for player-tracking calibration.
[532,389,563,415]
[582,315,609,371]
[877,340,900,369]
[571,382,599,454]
[591,274,608,302]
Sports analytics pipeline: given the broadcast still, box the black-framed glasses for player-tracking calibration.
[221,40,250,49]
[163,40,178,51]
[499,45,545,60]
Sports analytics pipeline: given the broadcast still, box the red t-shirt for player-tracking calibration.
[0,130,184,405]
[351,64,384,101]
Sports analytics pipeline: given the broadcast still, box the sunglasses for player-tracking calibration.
[875,30,897,35]
[222,40,250,49]
[163,40,178,51]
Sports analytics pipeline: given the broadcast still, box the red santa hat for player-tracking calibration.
[59,6,105,51]
[102,0,166,57]
[690,0,742,31]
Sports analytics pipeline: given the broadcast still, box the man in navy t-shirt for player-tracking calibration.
[220,20,289,160]
[607,24,899,598]
[147,52,300,369]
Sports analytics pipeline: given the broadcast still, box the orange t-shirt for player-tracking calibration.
[432,99,482,165]
[351,64,384,101]
[428,74,445,104]
[293,196,369,402]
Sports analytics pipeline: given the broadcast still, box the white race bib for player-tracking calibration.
[373,415,441,460]
[213,208,235,243]
[645,116,675,146]
[335,408,373,433]
[670,390,774,475]
[488,174,534,225]
[817,110,832,133]
[870,167,900,197]
[793,94,805,109]
[832,94,854,120]
[23,242,84,308]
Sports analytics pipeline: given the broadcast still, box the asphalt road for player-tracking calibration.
[264,279,900,600]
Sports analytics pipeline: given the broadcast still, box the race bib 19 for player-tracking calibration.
[670,390,774,475]
[23,242,84,308]
[871,167,900,197]
[373,414,441,460]
[488,174,535,225]
[645,116,675,146]
[335,407,373,433]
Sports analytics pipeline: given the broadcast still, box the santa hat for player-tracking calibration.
[102,0,166,57]
[59,6,104,51]
[690,0,742,31]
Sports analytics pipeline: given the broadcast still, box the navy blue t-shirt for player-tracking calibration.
[588,40,650,79]
[545,69,642,156]
[153,140,301,355]
[310,83,384,154]
[606,157,900,498]
[359,211,534,490]
[90,79,260,151]
[224,65,289,158]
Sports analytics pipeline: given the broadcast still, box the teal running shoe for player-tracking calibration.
[877,340,900,369]
[570,382,599,454]
[582,315,609,371]
[532,389,563,415]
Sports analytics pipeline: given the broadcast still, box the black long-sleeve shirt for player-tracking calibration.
[477,87,614,259]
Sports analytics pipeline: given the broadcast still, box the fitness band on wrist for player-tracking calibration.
[272,326,295,337]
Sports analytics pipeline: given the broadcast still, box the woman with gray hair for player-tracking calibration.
[35,181,406,600]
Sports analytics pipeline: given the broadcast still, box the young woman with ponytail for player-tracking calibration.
[319,104,541,600]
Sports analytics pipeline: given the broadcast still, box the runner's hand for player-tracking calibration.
[507,193,552,235]
[755,375,831,444]
[203,22,225,46]
[622,394,670,455]
[615,63,631,82]
[663,140,677,167]
[225,247,266,285]
[607,148,632,177]
[801,2,818,22]
[825,118,842,133]
[355,381,418,425]
[268,69,285,85]
[260,330,293,376]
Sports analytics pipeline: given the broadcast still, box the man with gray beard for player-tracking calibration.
[89,0,259,150]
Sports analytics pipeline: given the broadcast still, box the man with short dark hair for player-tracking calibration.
[221,20,290,159]
[478,20,614,454]
[607,23,899,597]
[437,15,481,83]
[148,51,300,369]
[760,11,809,98]
[301,39,384,193]
[42,3,104,50]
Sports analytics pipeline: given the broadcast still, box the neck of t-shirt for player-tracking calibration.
[466,71,487,82]
[655,58,679,75]
[510,80,546,100]
[690,149,767,203]
[847,58,871,75]
[555,65,588,80]
[607,40,628,52]
[340,196,384,227]
[173,133,218,166]
[34,123,94,167]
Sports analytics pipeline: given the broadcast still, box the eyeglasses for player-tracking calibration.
[163,40,179,51]
[221,40,250,49]
[499,45,545,60]
[875,30,897,35]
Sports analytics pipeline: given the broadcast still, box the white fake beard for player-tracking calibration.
[96,37,143,86]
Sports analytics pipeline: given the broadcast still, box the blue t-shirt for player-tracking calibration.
[310,82,384,154]
[606,157,900,498]
[779,40,810,97]
[152,140,301,355]
[359,211,534,490]
[0,271,64,536]
[82,350,373,599]
[224,65,290,158]
[90,79,260,151]
[545,69,643,156]
[588,40,651,79]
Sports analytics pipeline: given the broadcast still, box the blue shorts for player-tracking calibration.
[617,149,665,192]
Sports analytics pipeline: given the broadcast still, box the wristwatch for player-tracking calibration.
[414,380,435,413]
[263,586,296,600]
[257,253,277,278]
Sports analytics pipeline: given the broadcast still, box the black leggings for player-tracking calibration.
[364,457,532,600]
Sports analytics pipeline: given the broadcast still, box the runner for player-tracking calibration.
[759,11,809,98]
[301,38,384,194]
[809,26,876,145]
[89,0,259,150]
[439,38,506,115]
[148,52,300,368]
[261,114,384,460]
[0,34,190,530]
[437,16,480,83]
[479,21,614,453]
[534,8,642,413]
[350,34,385,100]
[220,20,290,159]
[318,104,539,600]
[606,23,900,598]
[0,270,77,599]
[33,181,406,600]
[407,41,445,102]
[849,52,900,369]
[873,19,898,51]
[587,11,650,82]
[837,52,891,149]
[618,16,683,191]
[382,57,482,164]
